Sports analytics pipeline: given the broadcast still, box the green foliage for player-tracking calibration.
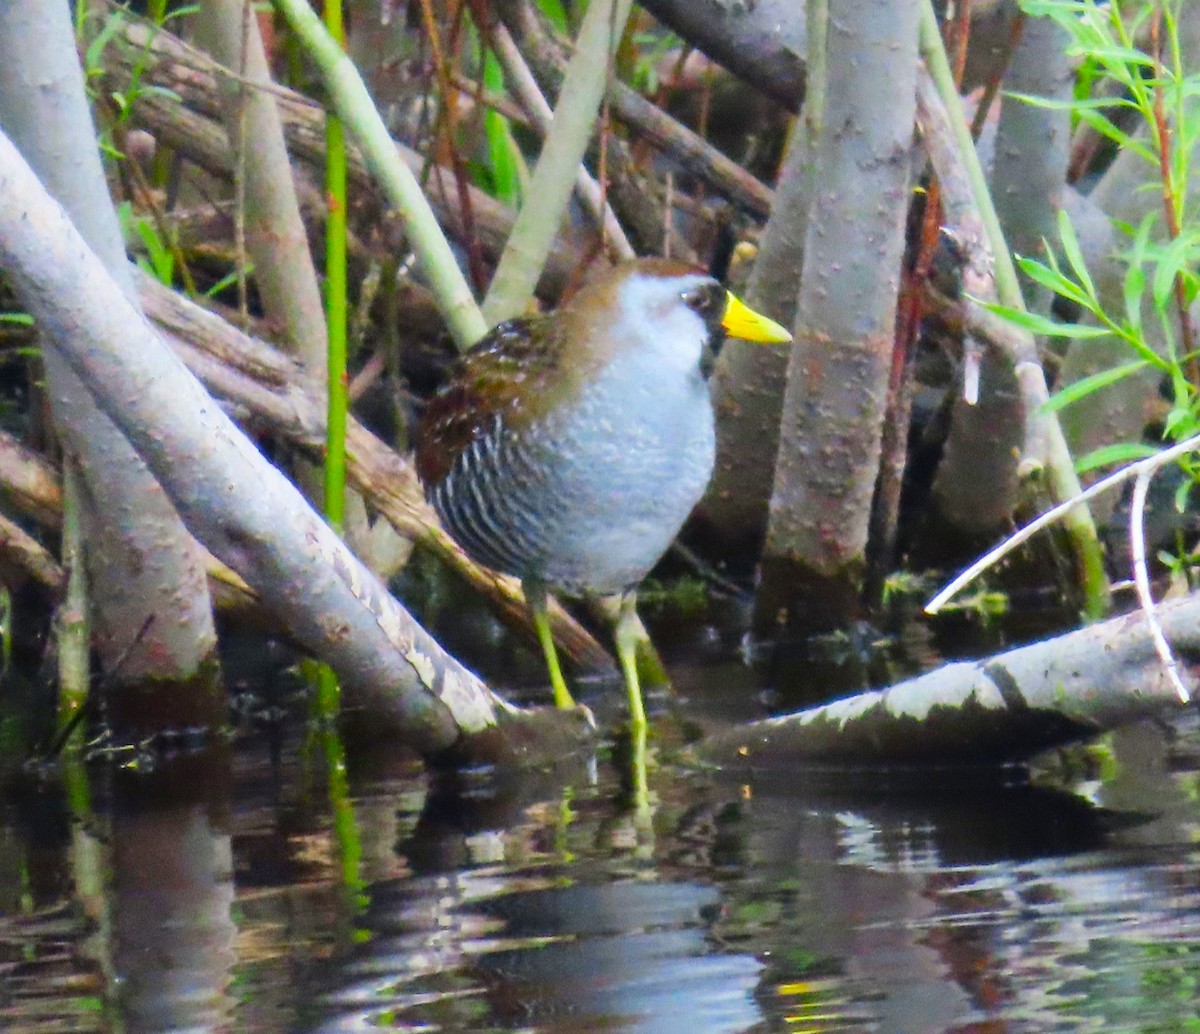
[117,200,174,285]
[933,587,1010,622]
[636,575,710,616]
[628,29,683,95]
[535,0,570,34]
[1005,1,1200,463]
[481,49,524,207]
[0,586,11,681]
[1075,440,1160,473]
[79,4,182,160]
[879,569,929,605]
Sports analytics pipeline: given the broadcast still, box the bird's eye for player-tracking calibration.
[681,283,723,319]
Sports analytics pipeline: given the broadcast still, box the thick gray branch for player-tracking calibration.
[698,594,1198,768]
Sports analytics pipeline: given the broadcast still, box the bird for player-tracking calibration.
[415,258,791,726]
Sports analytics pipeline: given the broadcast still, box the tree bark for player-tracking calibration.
[990,10,1072,309]
[0,0,218,694]
[930,9,1073,537]
[757,0,920,629]
[636,0,805,112]
[700,123,813,564]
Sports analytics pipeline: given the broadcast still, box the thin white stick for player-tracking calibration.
[926,429,1200,613]
[962,345,980,406]
[1130,465,1191,702]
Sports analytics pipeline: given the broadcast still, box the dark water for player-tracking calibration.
[2,657,1200,1033]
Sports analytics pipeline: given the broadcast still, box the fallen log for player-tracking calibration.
[697,593,1199,769]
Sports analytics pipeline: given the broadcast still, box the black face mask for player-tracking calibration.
[680,280,727,381]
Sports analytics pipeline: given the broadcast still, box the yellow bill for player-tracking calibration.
[721,292,793,344]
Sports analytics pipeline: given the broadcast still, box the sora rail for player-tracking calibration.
[416,258,791,726]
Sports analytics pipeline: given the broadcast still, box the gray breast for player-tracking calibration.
[432,356,715,597]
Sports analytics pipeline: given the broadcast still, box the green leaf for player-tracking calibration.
[1123,262,1146,336]
[1075,441,1160,474]
[1016,255,1092,308]
[1174,476,1194,515]
[137,85,182,104]
[85,9,126,76]
[1076,107,1155,161]
[1043,358,1150,413]
[482,50,522,207]
[1007,93,1135,113]
[0,312,33,326]
[1151,231,1200,315]
[203,268,245,300]
[983,302,1114,338]
[1084,45,1157,69]
[1164,403,1196,440]
[1057,209,1095,299]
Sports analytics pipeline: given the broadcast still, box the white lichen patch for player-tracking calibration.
[439,665,496,732]
[403,646,437,689]
[770,661,1009,730]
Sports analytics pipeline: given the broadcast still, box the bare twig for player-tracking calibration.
[271,0,488,347]
[416,0,487,292]
[927,430,1200,614]
[1130,465,1191,702]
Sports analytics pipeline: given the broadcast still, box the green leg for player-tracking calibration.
[613,592,647,729]
[526,579,575,710]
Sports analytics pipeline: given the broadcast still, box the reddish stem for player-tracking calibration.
[1149,11,1198,386]
[418,0,487,295]
[970,11,1024,139]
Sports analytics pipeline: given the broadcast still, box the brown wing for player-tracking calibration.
[415,316,567,487]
